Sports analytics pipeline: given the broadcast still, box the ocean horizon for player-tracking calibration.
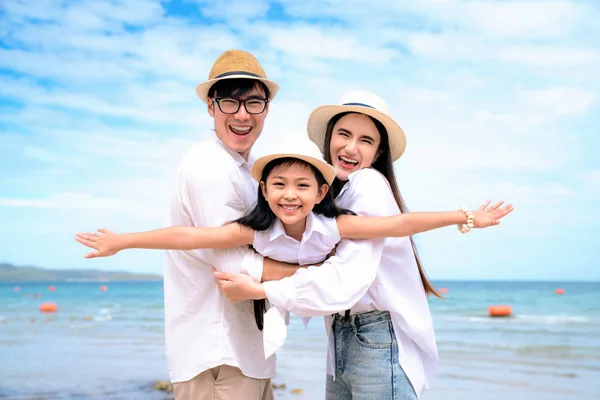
[1,280,598,399]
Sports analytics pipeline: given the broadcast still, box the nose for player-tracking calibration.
[284,188,296,200]
[345,139,359,155]
[234,103,250,121]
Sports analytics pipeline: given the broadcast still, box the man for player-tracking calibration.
[165,49,280,400]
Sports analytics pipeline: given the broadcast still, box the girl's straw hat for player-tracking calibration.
[251,140,337,185]
[307,91,407,161]
[196,50,280,103]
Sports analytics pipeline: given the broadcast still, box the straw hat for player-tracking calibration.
[196,50,279,103]
[251,140,337,185]
[307,91,406,161]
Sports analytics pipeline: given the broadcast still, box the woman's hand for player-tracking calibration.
[471,201,514,228]
[75,229,122,258]
[214,270,266,302]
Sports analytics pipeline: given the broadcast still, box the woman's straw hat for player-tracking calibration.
[251,139,337,185]
[195,50,279,103]
[307,91,407,161]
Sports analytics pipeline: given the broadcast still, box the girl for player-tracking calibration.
[211,91,514,399]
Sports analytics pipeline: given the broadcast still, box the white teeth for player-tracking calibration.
[281,205,300,210]
[340,155,358,164]
[231,125,251,131]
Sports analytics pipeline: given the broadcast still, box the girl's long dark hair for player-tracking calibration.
[236,157,353,330]
[324,112,442,298]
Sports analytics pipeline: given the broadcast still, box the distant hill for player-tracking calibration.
[0,262,163,282]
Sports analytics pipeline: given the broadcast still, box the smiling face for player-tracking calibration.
[260,160,328,240]
[208,81,269,161]
[329,113,382,181]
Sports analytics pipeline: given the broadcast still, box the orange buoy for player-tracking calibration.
[439,288,449,294]
[488,305,512,318]
[48,286,56,292]
[99,285,107,292]
[40,302,58,313]
[555,288,564,295]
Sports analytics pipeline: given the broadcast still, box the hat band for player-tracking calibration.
[214,71,264,79]
[342,102,375,109]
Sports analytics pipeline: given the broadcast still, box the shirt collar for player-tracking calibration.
[213,135,254,167]
[306,212,331,237]
[269,217,287,241]
[269,212,329,242]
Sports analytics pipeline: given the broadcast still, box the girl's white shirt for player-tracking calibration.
[262,168,439,397]
[253,212,340,358]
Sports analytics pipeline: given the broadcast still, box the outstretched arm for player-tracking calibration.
[75,223,254,259]
[337,200,513,239]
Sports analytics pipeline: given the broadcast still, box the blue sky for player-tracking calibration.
[1,0,599,281]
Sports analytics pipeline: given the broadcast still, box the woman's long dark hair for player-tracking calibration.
[236,157,354,330]
[324,112,442,298]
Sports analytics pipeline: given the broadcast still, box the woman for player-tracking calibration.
[215,91,511,399]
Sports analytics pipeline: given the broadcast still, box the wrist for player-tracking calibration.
[253,283,266,300]
[118,234,132,251]
[457,207,474,234]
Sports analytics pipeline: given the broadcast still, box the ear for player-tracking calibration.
[260,181,268,199]
[315,184,330,204]
[376,148,383,159]
[207,99,215,117]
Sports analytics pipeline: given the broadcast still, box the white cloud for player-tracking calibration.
[0,193,126,210]
[518,87,596,116]
[499,47,600,68]
[463,1,584,38]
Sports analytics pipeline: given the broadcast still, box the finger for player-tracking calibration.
[98,228,108,234]
[486,201,504,212]
[77,233,100,242]
[494,206,514,218]
[478,200,491,211]
[212,266,217,273]
[75,237,94,248]
[214,271,232,281]
[85,251,102,259]
[75,232,98,239]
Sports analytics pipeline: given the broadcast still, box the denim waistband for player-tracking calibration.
[333,310,391,326]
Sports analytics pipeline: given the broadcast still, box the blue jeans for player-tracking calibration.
[326,310,417,400]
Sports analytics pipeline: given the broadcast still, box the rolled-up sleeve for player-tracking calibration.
[264,168,394,315]
[179,151,264,282]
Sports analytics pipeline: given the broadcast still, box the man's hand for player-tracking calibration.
[214,270,266,302]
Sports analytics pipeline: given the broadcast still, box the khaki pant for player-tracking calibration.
[172,365,274,400]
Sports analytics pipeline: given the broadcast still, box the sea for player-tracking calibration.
[1,281,598,400]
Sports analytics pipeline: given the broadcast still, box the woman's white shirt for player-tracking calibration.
[263,168,438,397]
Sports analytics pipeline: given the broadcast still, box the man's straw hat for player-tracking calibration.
[307,91,407,161]
[196,50,279,103]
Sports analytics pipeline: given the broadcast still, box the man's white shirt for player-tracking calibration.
[164,136,273,383]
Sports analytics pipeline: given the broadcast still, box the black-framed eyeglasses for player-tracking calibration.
[212,97,268,114]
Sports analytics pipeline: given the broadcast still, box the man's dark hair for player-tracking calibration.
[235,157,353,331]
[208,78,270,100]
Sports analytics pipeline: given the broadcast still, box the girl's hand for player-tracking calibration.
[214,270,266,302]
[75,229,122,258]
[471,201,514,228]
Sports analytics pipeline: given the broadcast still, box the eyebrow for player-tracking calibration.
[239,94,267,100]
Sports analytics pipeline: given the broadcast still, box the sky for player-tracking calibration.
[1,0,599,281]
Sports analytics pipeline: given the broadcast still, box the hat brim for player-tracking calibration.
[251,153,337,185]
[307,105,407,161]
[196,75,280,103]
